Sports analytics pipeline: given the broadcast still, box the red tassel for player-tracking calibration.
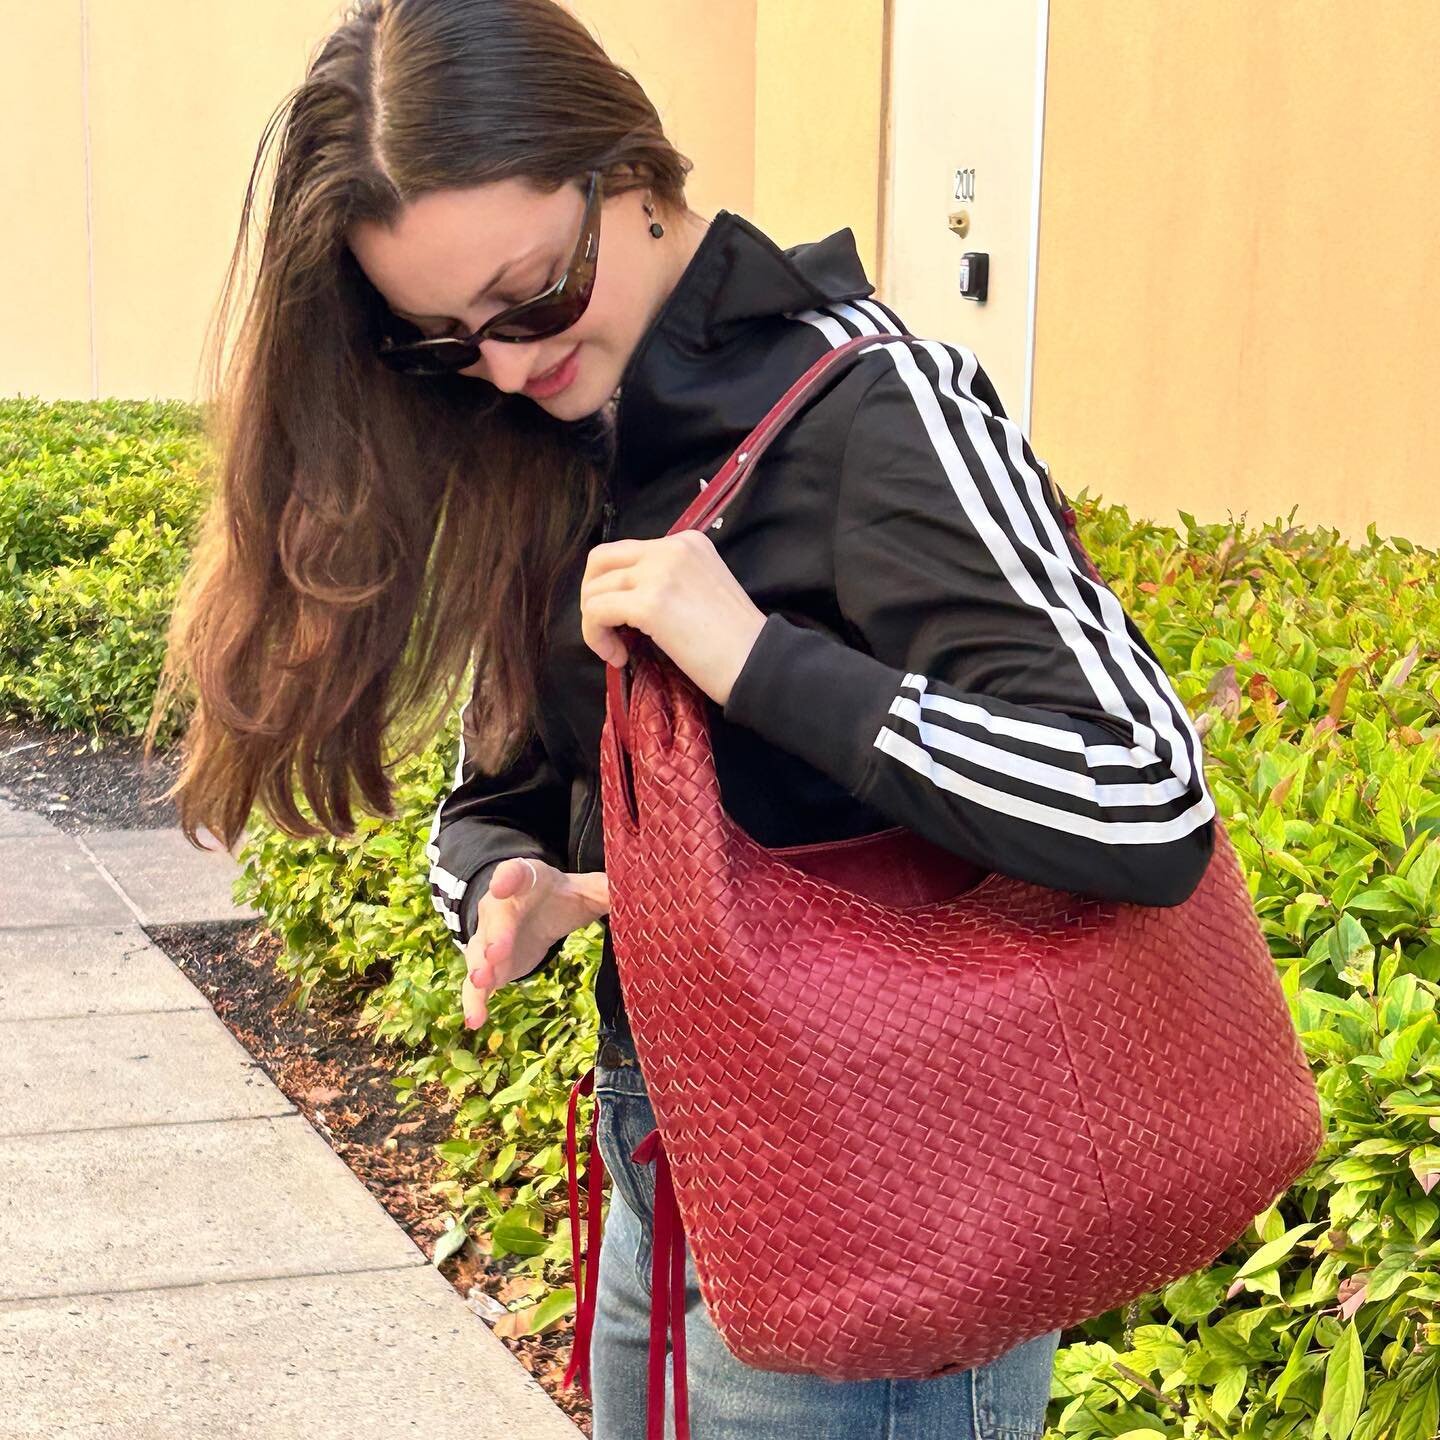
[563,1067,605,1395]
[632,1127,691,1440]
[562,1079,690,1439]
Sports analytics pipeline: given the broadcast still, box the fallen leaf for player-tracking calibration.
[493,1311,532,1339]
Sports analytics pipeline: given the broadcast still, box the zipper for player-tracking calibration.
[575,785,601,877]
[573,495,618,873]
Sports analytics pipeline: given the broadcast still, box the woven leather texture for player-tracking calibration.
[598,639,1325,1380]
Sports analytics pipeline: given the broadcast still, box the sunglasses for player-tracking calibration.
[375,169,603,376]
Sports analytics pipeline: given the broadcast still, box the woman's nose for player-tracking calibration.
[477,338,541,394]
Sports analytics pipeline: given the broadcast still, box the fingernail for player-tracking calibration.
[464,1012,481,1029]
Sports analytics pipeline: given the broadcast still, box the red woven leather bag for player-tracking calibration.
[563,332,1325,1440]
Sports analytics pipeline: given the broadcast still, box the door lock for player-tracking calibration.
[958,251,989,303]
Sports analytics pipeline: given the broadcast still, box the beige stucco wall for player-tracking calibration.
[1033,0,1440,544]
[84,2,350,403]
[558,0,758,233]
[0,0,759,404]
[751,0,886,281]
[1,3,92,401]
[5,1,1434,546]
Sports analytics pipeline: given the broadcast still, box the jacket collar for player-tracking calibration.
[652,207,874,348]
[591,208,875,491]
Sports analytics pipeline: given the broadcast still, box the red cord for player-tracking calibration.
[633,1128,691,1440]
[563,1076,690,1439]
[563,1067,604,1395]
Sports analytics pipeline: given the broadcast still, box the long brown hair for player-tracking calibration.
[149,0,693,848]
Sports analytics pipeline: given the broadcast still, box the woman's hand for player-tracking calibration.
[579,530,767,704]
[462,858,609,1029]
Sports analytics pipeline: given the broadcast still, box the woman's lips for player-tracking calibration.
[523,343,582,398]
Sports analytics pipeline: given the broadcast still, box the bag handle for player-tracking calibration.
[605,331,1096,748]
[667,332,1079,538]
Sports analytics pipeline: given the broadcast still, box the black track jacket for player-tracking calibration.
[426,208,1217,1043]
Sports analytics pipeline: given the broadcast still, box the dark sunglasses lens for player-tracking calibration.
[485,290,589,341]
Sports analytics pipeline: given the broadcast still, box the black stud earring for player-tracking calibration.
[642,193,665,239]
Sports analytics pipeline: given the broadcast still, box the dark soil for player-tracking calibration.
[0,719,181,833]
[146,919,592,1432]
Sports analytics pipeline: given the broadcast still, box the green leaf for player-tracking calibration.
[1234,1221,1324,1278]
[1408,1145,1440,1188]
[1319,1320,1365,1440]
[491,1056,548,1107]
[1393,1196,1439,1241]
[1395,1377,1439,1440]
[1271,669,1317,720]
[431,1217,469,1266]
[1380,1018,1435,1083]
[1267,1311,1319,1407]
[1402,838,1440,905]
[525,1285,577,1333]
[1363,1250,1415,1304]
[1162,1269,1228,1323]
[1329,914,1377,985]
[491,1207,549,1258]
[1210,1361,1247,1419]
[1346,886,1417,918]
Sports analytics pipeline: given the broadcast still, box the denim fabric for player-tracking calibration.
[587,1026,1062,1440]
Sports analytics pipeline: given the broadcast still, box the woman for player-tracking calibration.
[157,1,1216,1436]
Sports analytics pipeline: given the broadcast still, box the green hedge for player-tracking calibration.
[0,398,210,738]
[5,399,1440,1437]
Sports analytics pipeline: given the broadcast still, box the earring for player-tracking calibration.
[642,191,665,239]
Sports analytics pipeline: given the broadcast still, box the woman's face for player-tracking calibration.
[347,170,704,420]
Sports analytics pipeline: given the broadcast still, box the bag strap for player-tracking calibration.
[664,331,1079,542]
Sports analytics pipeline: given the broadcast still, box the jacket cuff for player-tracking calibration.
[459,859,571,974]
[721,611,899,799]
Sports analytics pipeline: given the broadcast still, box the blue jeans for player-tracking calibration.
[588,1025,1062,1440]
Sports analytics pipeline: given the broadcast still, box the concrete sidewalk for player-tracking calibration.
[0,798,580,1438]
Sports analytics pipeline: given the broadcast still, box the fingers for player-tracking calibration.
[462,858,537,1029]
[462,971,489,1030]
[463,916,497,1029]
[581,616,630,668]
[487,856,536,900]
[476,928,510,977]
[466,933,507,1014]
[477,859,531,973]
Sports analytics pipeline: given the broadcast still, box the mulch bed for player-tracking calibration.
[0,718,181,832]
[3,718,591,1435]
